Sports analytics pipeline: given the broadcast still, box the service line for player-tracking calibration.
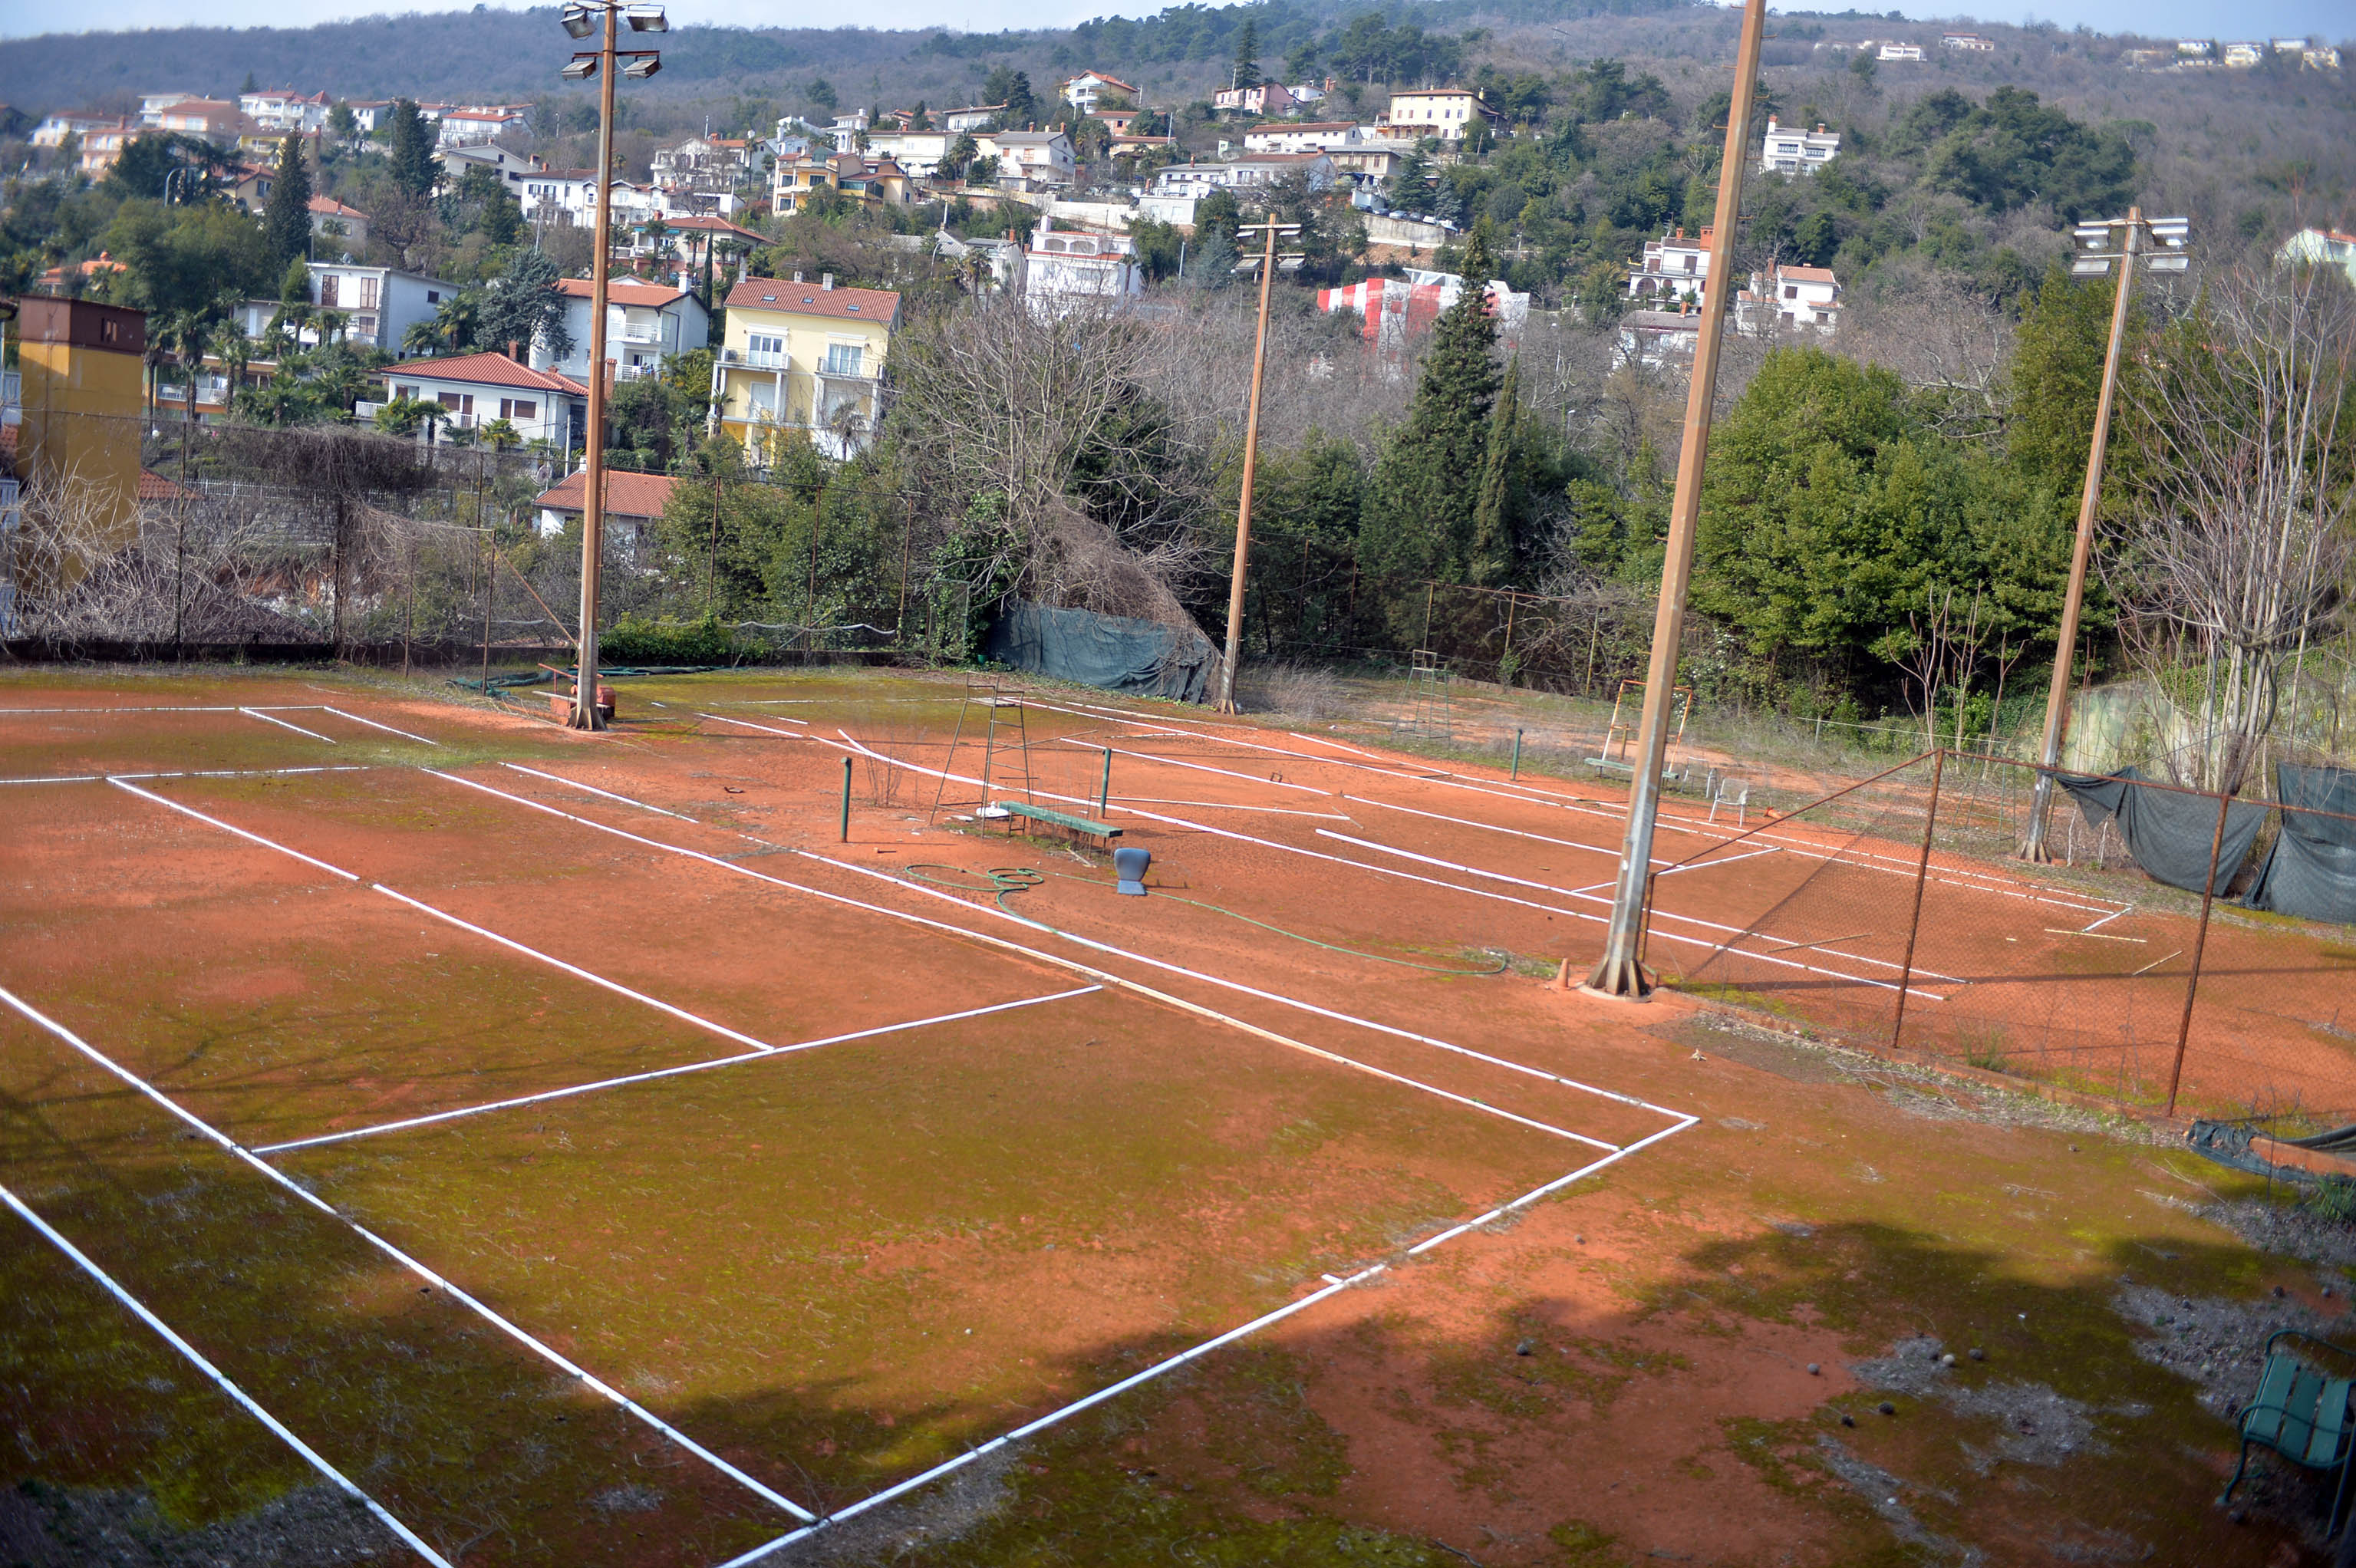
[0,982,816,1523]
[0,1178,452,1566]
[240,708,341,744]
[252,987,1100,1155]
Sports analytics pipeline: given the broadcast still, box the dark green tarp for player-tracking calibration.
[2244,763,2356,926]
[985,600,1216,704]
[2058,766,2269,895]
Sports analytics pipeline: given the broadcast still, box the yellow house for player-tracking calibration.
[12,297,148,595]
[711,275,902,463]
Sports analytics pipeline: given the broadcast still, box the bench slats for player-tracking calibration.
[996,802,1122,841]
[2240,1355,2355,1472]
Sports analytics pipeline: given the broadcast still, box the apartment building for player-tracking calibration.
[710,275,901,463]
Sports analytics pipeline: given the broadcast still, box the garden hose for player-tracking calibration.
[898,865,1507,977]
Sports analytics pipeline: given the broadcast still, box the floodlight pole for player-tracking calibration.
[1582,0,1767,1000]
[1215,222,1287,713]
[2022,208,2143,859]
[569,2,621,730]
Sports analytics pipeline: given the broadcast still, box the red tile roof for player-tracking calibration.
[724,276,901,325]
[555,278,692,307]
[390,352,588,394]
[138,469,193,502]
[308,196,367,218]
[533,469,677,520]
[1776,265,1840,283]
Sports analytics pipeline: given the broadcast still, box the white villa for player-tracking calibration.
[1760,117,1840,176]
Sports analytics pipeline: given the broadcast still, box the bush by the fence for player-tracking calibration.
[598,615,742,665]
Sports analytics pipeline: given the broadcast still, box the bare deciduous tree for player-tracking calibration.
[2111,265,2356,794]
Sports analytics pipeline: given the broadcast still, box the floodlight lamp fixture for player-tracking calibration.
[560,2,595,38]
[2149,216,2192,247]
[2074,221,2116,252]
[2146,252,2191,272]
[2071,255,2114,276]
[622,52,661,78]
[561,54,598,80]
[624,3,668,30]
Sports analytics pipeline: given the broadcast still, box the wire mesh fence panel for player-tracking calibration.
[1648,753,1941,1049]
[1844,753,2356,1121]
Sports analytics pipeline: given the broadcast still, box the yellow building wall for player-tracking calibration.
[715,304,891,456]
[16,298,148,588]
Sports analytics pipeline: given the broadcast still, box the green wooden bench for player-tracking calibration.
[2223,1329,2356,1532]
[993,800,1123,852]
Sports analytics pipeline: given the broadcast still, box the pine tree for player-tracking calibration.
[388,100,435,198]
[1359,224,1501,588]
[261,135,313,272]
[1231,19,1260,90]
[1468,352,1520,586]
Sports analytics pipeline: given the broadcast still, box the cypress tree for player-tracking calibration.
[261,135,313,271]
[1231,19,1260,90]
[1359,223,1501,587]
[389,99,436,198]
[1468,351,1521,586]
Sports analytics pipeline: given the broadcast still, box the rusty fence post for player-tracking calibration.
[1890,748,1947,1052]
[2165,785,2235,1117]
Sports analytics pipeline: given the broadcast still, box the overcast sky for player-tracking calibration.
[0,0,2344,45]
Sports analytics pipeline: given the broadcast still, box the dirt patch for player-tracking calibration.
[768,1449,1015,1565]
[1852,1336,2105,1469]
[0,1481,398,1566]
[2195,1197,2356,1276]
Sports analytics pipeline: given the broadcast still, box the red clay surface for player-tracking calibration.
[3,667,2346,1568]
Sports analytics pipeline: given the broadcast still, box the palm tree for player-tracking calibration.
[210,313,252,409]
[481,417,521,452]
[315,308,350,347]
[401,318,444,356]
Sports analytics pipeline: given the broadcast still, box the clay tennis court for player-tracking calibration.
[2,666,2347,1566]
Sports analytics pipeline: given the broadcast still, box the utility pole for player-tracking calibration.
[1583,0,1768,1000]
[1214,220,1299,713]
[2020,209,2190,860]
[556,0,666,727]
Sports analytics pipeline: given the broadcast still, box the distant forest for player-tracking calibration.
[0,0,1686,118]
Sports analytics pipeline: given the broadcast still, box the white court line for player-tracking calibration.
[1054,736,1330,795]
[701,712,818,740]
[372,886,796,1057]
[1342,792,1660,866]
[1316,828,1960,992]
[1,766,375,787]
[822,730,1953,999]
[319,707,440,746]
[1108,797,1353,819]
[1656,845,1778,875]
[713,1111,1700,1566]
[463,756,1685,1123]
[0,1179,453,1567]
[503,763,698,819]
[252,987,1101,1155]
[0,982,816,1522]
[1037,697,2120,918]
[1290,731,1386,759]
[110,778,362,882]
[240,708,340,744]
[432,768,1662,1135]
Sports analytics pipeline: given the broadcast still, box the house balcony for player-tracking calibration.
[723,348,789,371]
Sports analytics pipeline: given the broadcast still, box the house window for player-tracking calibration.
[437,391,474,415]
[427,289,441,304]
[1682,255,1696,272]
[318,274,339,306]
[395,384,418,400]
[499,397,537,421]
[360,278,379,308]
[1784,285,1797,299]
[748,332,785,358]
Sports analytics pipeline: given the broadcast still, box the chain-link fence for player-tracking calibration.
[1648,750,2356,1125]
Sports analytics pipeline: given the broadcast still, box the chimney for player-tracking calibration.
[821,272,835,290]
[793,270,804,283]
[507,339,520,361]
